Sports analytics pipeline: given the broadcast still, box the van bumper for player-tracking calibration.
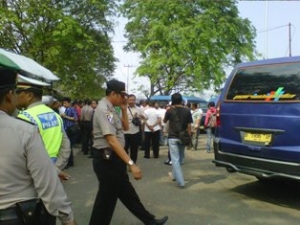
[212,138,300,181]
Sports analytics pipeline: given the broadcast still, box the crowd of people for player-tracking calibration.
[0,64,217,225]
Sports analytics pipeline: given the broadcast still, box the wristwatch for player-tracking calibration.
[128,159,134,166]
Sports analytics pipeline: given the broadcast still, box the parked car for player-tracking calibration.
[213,56,300,182]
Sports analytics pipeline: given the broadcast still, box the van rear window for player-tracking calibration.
[226,62,300,101]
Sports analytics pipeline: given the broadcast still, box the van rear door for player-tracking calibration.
[217,61,300,163]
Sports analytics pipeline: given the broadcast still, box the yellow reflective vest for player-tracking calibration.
[18,104,63,158]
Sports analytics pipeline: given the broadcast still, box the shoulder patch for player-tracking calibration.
[106,113,113,123]
[15,117,35,126]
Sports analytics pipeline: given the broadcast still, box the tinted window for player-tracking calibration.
[226,62,300,101]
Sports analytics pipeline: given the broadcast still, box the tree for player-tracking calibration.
[120,0,256,96]
[0,0,117,98]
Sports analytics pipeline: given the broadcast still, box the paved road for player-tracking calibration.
[62,135,300,225]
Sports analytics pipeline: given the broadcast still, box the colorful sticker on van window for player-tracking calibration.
[233,87,296,101]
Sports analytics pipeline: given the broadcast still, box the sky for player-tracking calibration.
[112,1,300,98]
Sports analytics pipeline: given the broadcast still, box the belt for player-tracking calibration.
[94,148,109,154]
[0,207,19,221]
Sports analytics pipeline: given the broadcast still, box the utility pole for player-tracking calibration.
[289,23,292,57]
[124,64,133,92]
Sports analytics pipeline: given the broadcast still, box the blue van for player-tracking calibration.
[213,56,300,181]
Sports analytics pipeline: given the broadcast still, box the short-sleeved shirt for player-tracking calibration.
[191,108,203,127]
[93,97,125,149]
[143,107,161,132]
[62,107,78,131]
[0,110,73,223]
[124,105,145,135]
[81,105,93,121]
[158,108,167,126]
[164,106,193,139]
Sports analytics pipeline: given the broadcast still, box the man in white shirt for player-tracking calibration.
[143,101,161,158]
[190,103,202,149]
[124,94,147,163]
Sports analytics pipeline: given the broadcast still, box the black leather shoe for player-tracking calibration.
[149,216,168,225]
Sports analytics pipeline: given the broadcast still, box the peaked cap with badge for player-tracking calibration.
[17,75,50,92]
[106,79,128,96]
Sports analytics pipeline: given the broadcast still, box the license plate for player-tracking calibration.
[244,133,272,143]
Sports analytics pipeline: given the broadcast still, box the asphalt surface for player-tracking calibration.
[62,135,300,225]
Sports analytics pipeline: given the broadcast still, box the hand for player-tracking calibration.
[119,98,128,111]
[130,164,142,180]
[61,113,66,118]
[59,171,71,181]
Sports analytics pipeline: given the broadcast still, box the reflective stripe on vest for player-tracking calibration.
[18,105,63,158]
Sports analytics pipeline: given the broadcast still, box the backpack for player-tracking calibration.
[207,112,217,128]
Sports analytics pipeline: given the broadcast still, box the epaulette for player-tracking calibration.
[15,117,35,126]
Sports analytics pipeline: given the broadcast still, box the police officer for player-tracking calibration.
[16,75,71,178]
[89,79,168,225]
[0,67,76,225]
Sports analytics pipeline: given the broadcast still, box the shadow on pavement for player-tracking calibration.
[230,179,300,210]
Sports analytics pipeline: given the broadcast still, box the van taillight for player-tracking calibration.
[216,101,221,126]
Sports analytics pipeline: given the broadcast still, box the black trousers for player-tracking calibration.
[81,121,93,154]
[144,130,160,158]
[89,150,155,225]
[124,132,141,163]
[66,129,77,166]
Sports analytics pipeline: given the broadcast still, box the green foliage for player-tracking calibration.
[120,0,256,95]
[0,0,118,99]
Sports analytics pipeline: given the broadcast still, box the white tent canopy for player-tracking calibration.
[0,48,59,82]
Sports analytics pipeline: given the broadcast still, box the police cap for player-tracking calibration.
[16,75,50,93]
[106,79,128,96]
